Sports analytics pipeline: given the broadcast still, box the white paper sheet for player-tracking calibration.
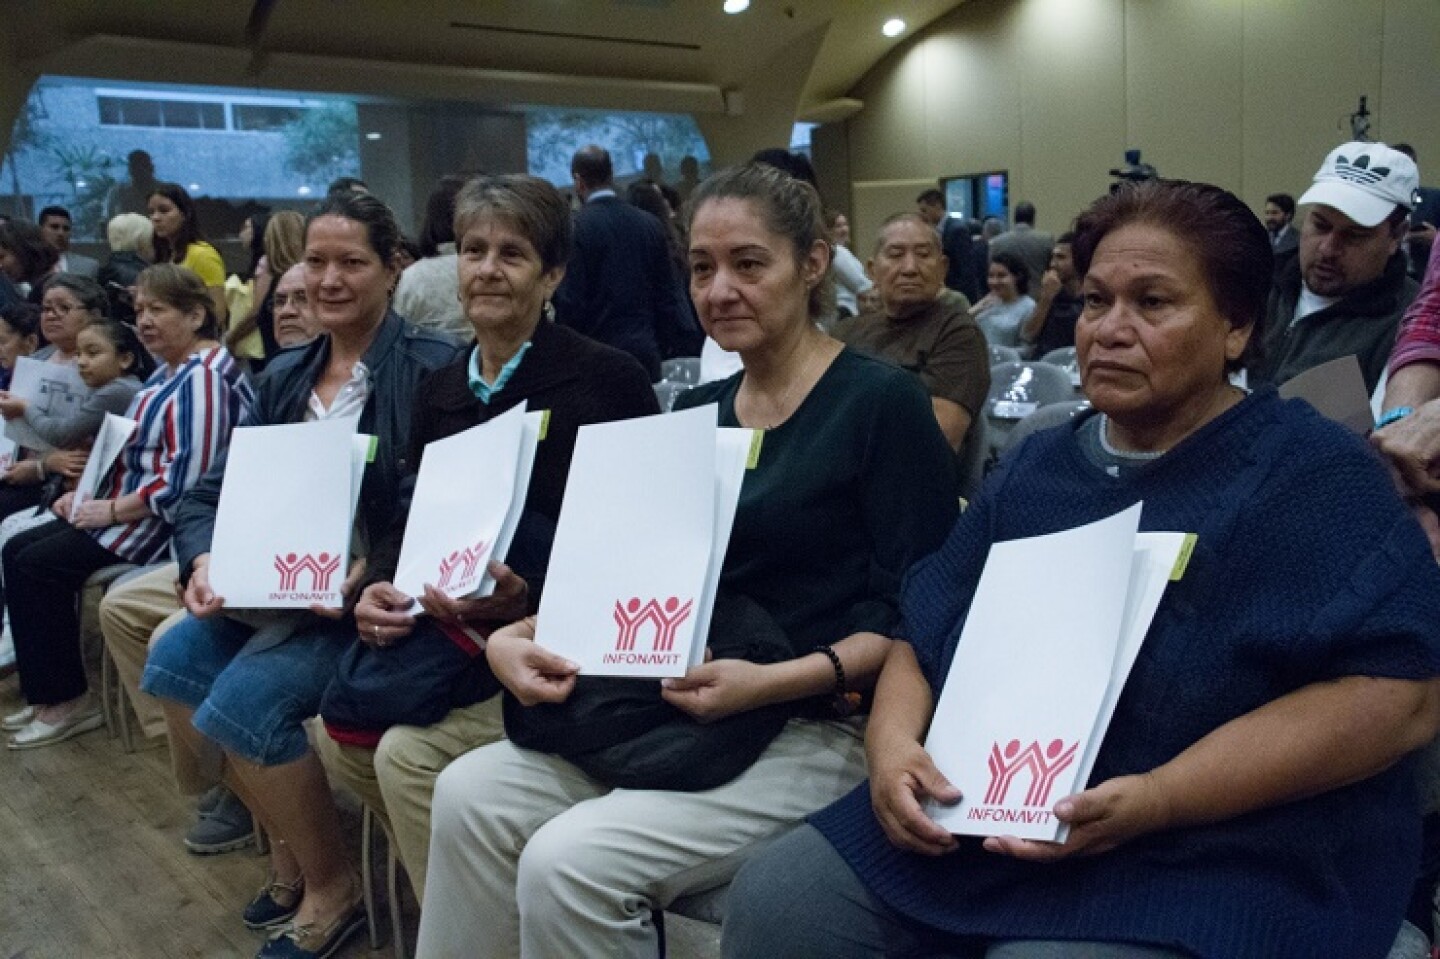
[1277,354,1373,434]
[70,413,137,519]
[535,405,718,678]
[0,433,16,473]
[686,426,755,668]
[392,403,529,601]
[476,410,545,597]
[4,356,90,453]
[1058,531,1189,841]
[208,418,370,609]
[924,504,1142,840]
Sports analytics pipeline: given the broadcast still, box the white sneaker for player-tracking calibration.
[7,707,103,749]
[2,704,34,731]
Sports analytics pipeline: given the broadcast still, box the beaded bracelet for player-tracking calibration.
[816,644,860,717]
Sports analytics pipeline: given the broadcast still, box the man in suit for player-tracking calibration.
[552,146,699,381]
[1264,193,1300,260]
[38,206,99,279]
[916,188,981,303]
[988,201,1053,285]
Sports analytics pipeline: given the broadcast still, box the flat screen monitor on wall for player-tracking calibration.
[942,171,1008,225]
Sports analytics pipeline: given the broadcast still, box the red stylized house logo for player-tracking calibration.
[273,552,343,592]
[612,596,694,653]
[436,539,490,590]
[984,738,1078,807]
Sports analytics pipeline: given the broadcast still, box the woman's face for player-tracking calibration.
[39,287,98,352]
[148,195,184,242]
[238,218,254,248]
[830,214,850,248]
[457,216,563,343]
[303,215,399,335]
[0,320,36,370]
[688,197,826,356]
[74,326,129,388]
[1076,222,1250,428]
[134,289,204,367]
[987,262,1018,301]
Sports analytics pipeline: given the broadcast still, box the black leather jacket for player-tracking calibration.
[173,310,464,583]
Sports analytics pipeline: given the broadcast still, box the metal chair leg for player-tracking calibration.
[362,805,380,950]
[387,825,407,959]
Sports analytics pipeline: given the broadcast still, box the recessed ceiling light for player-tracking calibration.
[723,0,749,13]
[188,183,201,192]
[882,17,906,37]
[365,131,382,140]
[297,186,312,196]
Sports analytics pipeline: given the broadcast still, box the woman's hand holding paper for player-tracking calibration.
[869,736,962,857]
[417,560,528,625]
[0,393,25,419]
[660,658,766,722]
[183,554,226,619]
[983,772,1172,862]
[50,491,74,519]
[311,556,366,619]
[486,620,579,706]
[43,448,87,479]
[70,498,115,529]
[354,580,416,646]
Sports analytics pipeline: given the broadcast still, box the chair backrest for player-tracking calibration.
[956,410,989,501]
[985,361,1075,417]
[653,381,690,412]
[660,357,702,386]
[1039,347,1082,393]
[1006,399,1092,450]
[988,344,1021,367]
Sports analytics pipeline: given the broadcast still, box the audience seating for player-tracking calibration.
[984,361,1075,458]
[361,804,409,959]
[79,563,138,748]
[654,381,691,412]
[660,357,702,386]
[1006,399,1092,451]
[988,344,1022,367]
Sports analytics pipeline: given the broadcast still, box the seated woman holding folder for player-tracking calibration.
[3,264,252,749]
[314,174,658,901]
[140,192,461,959]
[415,162,961,958]
[722,180,1440,959]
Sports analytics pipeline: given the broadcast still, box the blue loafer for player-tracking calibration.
[243,875,304,930]
[256,903,365,959]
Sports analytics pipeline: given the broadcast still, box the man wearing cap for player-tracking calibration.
[1251,141,1420,393]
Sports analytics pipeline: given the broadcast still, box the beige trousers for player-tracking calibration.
[97,562,186,741]
[315,696,505,901]
[415,716,867,959]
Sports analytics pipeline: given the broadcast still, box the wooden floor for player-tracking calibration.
[0,675,720,959]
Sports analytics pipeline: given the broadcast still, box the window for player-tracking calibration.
[97,96,224,130]
[233,104,307,131]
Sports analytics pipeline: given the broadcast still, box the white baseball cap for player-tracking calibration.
[1299,141,1420,227]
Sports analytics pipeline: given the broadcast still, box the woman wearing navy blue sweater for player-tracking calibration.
[723,180,1440,959]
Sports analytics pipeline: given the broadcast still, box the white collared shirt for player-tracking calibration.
[307,361,371,422]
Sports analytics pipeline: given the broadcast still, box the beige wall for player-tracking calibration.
[845,0,1440,247]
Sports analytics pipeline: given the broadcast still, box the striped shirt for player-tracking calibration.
[90,347,254,564]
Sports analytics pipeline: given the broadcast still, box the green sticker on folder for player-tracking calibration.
[1170,533,1197,581]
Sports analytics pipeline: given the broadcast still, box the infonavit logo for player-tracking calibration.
[603,596,694,666]
[436,539,490,591]
[966,738,1079,826]
[271,551,343,600]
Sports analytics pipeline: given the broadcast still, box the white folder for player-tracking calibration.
[392,403,541,602]
[535,405,721,678]
[208,417,372,609]
[70,413,137,520]
[924,504,1185,841]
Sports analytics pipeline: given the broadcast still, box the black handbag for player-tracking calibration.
[504,589,798,792]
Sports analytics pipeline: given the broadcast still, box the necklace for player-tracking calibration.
[743,342,826,430]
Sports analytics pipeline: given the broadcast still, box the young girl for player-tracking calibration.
[0,318,151,675]
[0,303,40,392]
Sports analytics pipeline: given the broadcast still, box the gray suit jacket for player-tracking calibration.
[60,253,100,279]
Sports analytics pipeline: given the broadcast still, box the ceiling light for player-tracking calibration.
[723,0,749,13]
[882,17,906,37]
[365,131,382,141]
[188,183,201,192]
[297,186,312,196]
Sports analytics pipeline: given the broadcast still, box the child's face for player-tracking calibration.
[0,319,36,370]
[74,326,129,388]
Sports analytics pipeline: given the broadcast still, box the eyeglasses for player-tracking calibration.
[40,302,84,317]
[273,291,307,308]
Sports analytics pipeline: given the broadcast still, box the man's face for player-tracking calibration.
[1050,242,1076,285]
[869,219,947,318]
[40,214,71,253]
[916,200,944,227]
[1262,202,1291,232]
[1299,204,1401,298]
